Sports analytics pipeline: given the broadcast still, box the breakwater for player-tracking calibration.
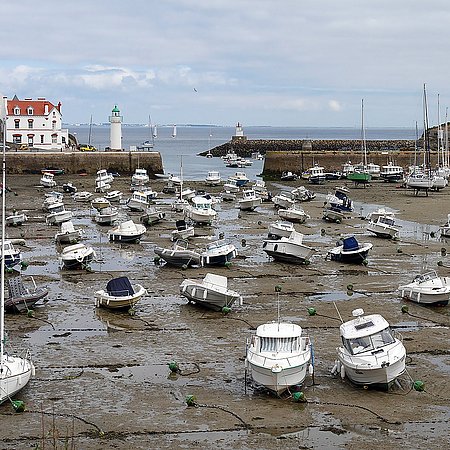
[5,151,163,176]
[201,138,435,175]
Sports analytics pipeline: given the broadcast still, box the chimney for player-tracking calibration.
[57,101,61,112]
[44,103,49,115]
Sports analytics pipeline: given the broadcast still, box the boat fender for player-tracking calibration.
[308,364,314,376]
[32,365,36,377]
[331,362,338,375]
[340,363,346,379]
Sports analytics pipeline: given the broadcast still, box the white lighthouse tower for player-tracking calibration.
[109,105,123,150]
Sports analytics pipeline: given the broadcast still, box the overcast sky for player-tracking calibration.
[2,0,450,127]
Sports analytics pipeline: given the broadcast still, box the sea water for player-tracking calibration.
[69,125,416,181]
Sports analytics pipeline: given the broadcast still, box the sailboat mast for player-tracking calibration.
[1,95,7,364]
[361,99,368,166]
[423,84,431,173]
[437,94,441,168]
[88,114,93,146]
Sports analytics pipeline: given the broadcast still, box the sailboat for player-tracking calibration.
[0,95,34,406]
[152,124,158,139]
[405,84,434,192]
[347,99,372,185]
[172,124,177,138]
[138,115,155,151]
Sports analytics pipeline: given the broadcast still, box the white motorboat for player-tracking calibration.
[246,319,312,395]
[94,206,119,225]
[104,190,123,203]
[154,240,202,268]
[95,180,111,193]
[367,215,400,239]
[380,162,404,182]
[267,221,295,240]
[95,169,114,185]
[439,213,450,237]
[290,186,316,202]
[405,171,433,190]
[322,206,347,223]
[327,236,373,264]
[1,102,34,404]
[171,219,195,241]
[95,277,147,309]
[399,270,450,306]
[108,220,146,243]
[6,212,28,226]
[180,273,243,311]
[185,195,217,225]
[2,239,23,269]
[91,197,111,210]
[140,206,165,226]
[205,170,221,186]
[201,240,237,266]
[252,179,271,202]
[126,191,149,212]
[238,189,262,211]
[54,220,83,245]
[131,168,150,185]
[271,192,295,209]
[303,164,326,184]
[229,171,249,187]
[365,207,396,222]
[59,243,96,269]
[62,182,77,194]
[277,204,310,224]
[73,191,93,202]
[40,172,57,188]
[280,171,297,181]
[46,202,73,225]
[326,186,353,212]
[221,191,237,202]
[223,178,240,193]
[332,308,406,389]
[263,230,315,264]
[42,192,64,211]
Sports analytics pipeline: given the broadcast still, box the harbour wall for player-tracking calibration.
[202,138,436,175]
[5,151,164,176]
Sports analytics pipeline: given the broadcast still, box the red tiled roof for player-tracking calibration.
[6,97,61,116]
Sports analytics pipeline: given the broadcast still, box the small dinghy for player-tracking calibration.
[5,276,48,313]
[263,230,315,264]
[140,206,165,226]
[267,221,295,240]
[95,276,147,310]
[40,172,57,188]
[54,220,83,245]
[322,206,347,223]
[179,273,242,311]
[290,186,316,202]
[331,308,406,389]
[201,240,237,266]
[108,220,146,243]
[6,211,28,226]
[73,191,93,202]
[60,243,96,269]
[2,240,23,269]
[327,236,372,264]
[278,204,310,223]
[62,182,77,194]
[154,239,202,268]
[104,190,123,203]
[399,270,450,306]
[91,197,111,210]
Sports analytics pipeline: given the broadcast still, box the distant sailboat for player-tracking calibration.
[138,115,154,151]
[172,124,177,138]
[153,124,158,139]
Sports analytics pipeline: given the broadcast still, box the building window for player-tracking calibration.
[13,107,20,115]
[52,134,57,144]
[28,136,34,146]
[27,107,34,115]
[13,135,21,144]
[52,120,56,130]
[14,120,20,129]
[28,119,33,129]
[40,135,44,144]
[62,136,66,144]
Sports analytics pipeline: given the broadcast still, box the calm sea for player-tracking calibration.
[69,125,416,181]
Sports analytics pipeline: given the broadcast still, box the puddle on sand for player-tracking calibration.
[279,426,352,449]
[306,291,364,302]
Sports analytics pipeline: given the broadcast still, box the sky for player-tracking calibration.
[2,0,450,128]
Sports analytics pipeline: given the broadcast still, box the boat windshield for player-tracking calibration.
[343,327,395,355]
[260,336,299,353]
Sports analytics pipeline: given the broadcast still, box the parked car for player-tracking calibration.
[79,144,97,152]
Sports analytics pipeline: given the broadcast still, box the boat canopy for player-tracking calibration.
[106,277,135,297]
[343,236,360,251]
[256,322,302,338]
[339,314,390,339]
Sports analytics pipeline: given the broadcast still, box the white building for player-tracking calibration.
[5,95,69,150]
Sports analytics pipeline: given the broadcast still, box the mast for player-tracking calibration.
[1,95,7,365]
[437,94,442,168]
[88,114,93,146]
[423,84,431,174]
[361,99,368,167]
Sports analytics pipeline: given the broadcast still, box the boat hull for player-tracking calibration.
[180,281,241,311]
[95,285,146,309]
[154,247,201,267]
[263,240,314,264]
[0,354,34,404]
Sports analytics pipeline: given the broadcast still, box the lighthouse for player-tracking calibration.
[231,122,247,142]
[109,105,123,150]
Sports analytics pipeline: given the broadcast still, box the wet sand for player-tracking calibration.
[1,174,449,449]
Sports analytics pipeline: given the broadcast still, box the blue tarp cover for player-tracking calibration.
[343,236,359,251]
[106,277,134,297]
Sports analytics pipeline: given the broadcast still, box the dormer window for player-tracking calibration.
[27,106,34,115]
[13,107,20,115]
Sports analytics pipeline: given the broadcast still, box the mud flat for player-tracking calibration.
[0,174,449,449]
